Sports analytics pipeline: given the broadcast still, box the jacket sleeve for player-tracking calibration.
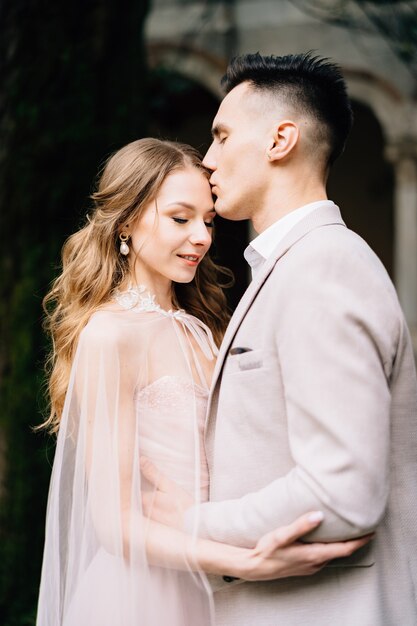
[194,238,401,546]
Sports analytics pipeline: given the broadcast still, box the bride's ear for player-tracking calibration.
[266,121,299,162]
[119,222,130,236]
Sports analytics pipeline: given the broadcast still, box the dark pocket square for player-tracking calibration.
[229,347,252,355]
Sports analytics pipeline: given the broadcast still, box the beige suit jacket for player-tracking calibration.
[200,203,417,625]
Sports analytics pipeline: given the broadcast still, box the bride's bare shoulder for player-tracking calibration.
[80,305,133,345]
[80,303,164,348]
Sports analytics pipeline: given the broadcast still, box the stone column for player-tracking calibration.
[386,141,417,353]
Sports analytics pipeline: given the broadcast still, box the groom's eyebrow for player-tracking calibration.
[211,123,230,138]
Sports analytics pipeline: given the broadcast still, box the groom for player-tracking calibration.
[146,53,417,624]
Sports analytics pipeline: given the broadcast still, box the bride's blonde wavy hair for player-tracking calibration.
[41,138,232,434]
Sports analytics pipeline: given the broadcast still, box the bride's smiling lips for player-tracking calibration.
[176,253,202,266]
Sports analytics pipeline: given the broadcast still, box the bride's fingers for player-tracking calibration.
[255,511,324,555]
[310,533,374,564]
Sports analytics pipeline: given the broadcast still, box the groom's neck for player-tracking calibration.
[252,171,328,234]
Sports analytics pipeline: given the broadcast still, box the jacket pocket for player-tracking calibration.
[236,348,263,371]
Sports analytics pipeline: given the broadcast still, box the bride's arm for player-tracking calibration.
[139,458,373,581]
[141,511,373,580]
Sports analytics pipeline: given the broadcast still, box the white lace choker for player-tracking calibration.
[113,283,184,318]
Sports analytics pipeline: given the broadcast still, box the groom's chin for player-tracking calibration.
[213,200,241,221]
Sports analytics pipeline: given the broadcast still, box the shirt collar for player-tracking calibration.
[244,200,336,277]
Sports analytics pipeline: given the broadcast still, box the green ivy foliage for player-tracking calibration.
[0,1,149,623]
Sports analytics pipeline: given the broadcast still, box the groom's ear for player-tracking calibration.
[266,120,299,162]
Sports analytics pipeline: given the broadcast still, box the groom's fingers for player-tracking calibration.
[140,457,172,492]
[140,457,160,487]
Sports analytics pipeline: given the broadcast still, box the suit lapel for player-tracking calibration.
[209,204,346,397]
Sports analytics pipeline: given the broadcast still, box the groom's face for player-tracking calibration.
[203,82,272,221]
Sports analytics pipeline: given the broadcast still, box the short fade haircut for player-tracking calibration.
[221,52,353,166]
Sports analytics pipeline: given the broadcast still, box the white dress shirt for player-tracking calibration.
[244,200,337,278]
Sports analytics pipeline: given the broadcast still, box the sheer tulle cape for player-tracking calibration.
[36,304,217,626]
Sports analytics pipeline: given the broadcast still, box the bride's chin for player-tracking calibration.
[170,269,198,284]
[173,276,196,285]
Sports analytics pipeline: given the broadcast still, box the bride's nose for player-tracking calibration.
[189,222,212,247]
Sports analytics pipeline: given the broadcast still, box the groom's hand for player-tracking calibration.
[140,457,194,529]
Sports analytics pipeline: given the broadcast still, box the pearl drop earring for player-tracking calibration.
[119,232,130,256]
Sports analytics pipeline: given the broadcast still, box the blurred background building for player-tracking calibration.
[145,0,417,349]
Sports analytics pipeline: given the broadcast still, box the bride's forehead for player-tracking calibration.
[158,168,210,196]
[153,176,213,214]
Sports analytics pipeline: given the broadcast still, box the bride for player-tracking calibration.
[36,138,369,626]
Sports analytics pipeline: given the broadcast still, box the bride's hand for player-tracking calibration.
[238,512,374,581]
[140,457,194,529]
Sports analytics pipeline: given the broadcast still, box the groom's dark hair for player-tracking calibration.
[221,52,353,167]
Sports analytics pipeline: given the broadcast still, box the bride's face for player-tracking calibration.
[129,167,215,286]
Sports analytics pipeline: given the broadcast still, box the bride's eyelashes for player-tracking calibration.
[172,217,214,228]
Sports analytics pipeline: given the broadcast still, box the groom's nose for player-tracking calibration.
[202,142,216,172]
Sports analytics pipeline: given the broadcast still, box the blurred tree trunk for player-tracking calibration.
[0,1,150,623]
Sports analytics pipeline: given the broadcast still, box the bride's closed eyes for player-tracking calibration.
[172,217,214,228]
[166,201,216,229]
